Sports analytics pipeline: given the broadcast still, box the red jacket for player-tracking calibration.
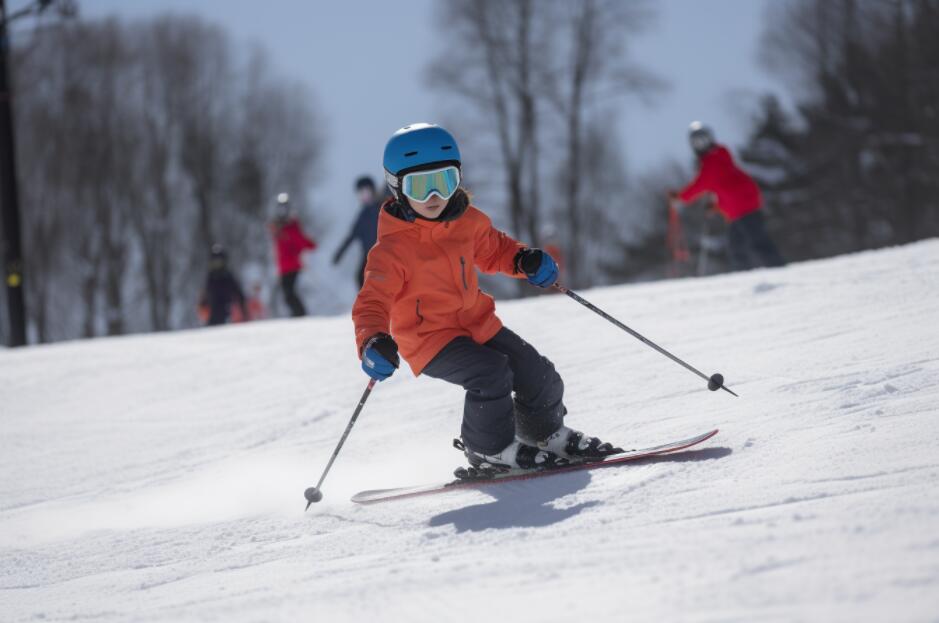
[352,203,525,375]
[271,220,316,275]
[679,145,761,222]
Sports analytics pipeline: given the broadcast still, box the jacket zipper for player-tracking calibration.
[459,256,468,290]
[415,298,424,324]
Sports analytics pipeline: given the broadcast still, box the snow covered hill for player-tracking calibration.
[2,240,938,623]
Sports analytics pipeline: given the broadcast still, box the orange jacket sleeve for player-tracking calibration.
[351,246,406,355]
[473,211,526,277]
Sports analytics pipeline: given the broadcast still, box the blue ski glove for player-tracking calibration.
[515,248,559,288]
[361,333,400,381]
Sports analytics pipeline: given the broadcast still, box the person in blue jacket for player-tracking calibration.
[332,176,381,288]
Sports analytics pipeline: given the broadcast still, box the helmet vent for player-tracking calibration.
[404,151,418,157]
[441,145,452,150]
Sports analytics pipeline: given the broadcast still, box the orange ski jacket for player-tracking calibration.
[352,202,526,375]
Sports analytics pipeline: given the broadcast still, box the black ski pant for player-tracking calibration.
[727,211,786,271]
[280,271,307,317]
[422,327,565,455]
[207,306,229,326]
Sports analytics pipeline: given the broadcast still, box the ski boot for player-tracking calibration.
[452,438,568,480]
[521,426,622,463]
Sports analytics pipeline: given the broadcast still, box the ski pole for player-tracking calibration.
[553,284,738,397]
[666,198,690,278]
[304,378,377,510]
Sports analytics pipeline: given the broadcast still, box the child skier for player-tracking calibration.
[351,123,616,474]
[199,244,248,326]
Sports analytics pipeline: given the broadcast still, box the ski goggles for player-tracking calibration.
[400,165,461,203]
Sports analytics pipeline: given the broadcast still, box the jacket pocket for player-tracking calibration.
[415,298,424,324]
[459,256,469,290]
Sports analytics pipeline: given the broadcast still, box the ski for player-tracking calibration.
[351,428,719,504]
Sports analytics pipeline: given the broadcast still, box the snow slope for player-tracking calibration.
[2,240,938,623]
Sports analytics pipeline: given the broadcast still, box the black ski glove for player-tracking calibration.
[361,333,400,381]
[366,333,399,366]
[514,248,559,288]
[515,248,542,274]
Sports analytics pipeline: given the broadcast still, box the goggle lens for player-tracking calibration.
[402,166,460,202]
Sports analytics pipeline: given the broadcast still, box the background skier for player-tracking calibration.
[669,121,786,271]
[198,244,248,326]
[269,193,317,317]
[332,175,381,289]
[351,123,617,473]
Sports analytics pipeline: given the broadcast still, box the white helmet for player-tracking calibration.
[688,121,715,155]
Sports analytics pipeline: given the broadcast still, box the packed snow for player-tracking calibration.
[2,240,938,622]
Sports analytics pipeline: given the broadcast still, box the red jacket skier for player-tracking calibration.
[270,193,317,316]
[670,122,785,270]
[675,144,761,223]
[272,217,316,275]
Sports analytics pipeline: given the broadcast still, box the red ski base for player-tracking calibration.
[351,429,719,505]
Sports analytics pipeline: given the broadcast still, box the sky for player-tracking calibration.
[10,0,787,304]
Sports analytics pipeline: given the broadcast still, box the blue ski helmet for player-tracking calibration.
[383,123,461,178]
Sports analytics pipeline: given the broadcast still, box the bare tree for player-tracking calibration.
[15,18,134,338]
[430,0,661,289]
[11,13,325,342]
[742,0,939,261]
[428,0,553,267]
[544,0,660,287]
[227,48,325,267]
